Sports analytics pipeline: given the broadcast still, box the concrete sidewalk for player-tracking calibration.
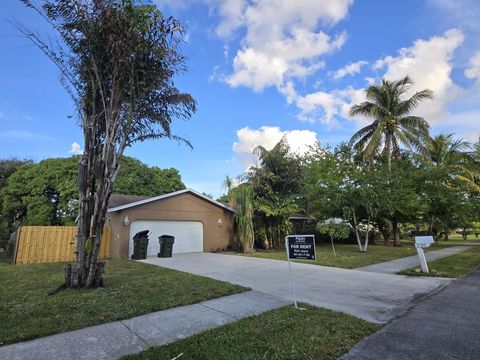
[341,267,480,359]
[356,246,473,274]
[0,290,290,360]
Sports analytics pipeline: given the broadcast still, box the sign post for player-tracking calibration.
[285,235,316,310]
[414,236,434,273]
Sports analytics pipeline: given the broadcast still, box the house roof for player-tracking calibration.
[109,194,149,209]
[107,188,235,213]
[288,214,313,221]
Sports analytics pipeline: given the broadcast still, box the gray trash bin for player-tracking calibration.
[158,235,175,258]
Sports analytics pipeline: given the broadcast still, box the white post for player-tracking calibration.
[416,247,429,273]
[285,236,303,310]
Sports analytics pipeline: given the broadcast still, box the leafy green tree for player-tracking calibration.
[113,157,185,196]
[3,159,78,227]
[304,144,379,251]
[2,156,184,228]
[0,158,33,240]
[0,158,32,190]
[247,138,304,248]
[349,76,432,171]
[20,0,196,287]
[418,134,479,239]
[316,222,350,257]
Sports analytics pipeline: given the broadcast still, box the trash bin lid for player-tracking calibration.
[159,234,174,241]
[133,230,149,240]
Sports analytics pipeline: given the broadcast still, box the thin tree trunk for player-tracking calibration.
[352,210,364,252]
[330,236,336,257]
[392,217,401,247]
[427,215,435,235]
[364,215,370,252]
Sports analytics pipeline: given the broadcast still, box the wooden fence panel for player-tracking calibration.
[14,226,111,264]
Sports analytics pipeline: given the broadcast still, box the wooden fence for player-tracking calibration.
[14,226,111,264]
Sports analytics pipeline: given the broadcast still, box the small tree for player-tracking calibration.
[19,0,196,287]
[230,184,254,253]
[317,223,350,257]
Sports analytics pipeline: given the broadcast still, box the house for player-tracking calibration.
[106,189,235,259]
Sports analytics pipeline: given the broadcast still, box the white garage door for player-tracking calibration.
[129,220,203,257]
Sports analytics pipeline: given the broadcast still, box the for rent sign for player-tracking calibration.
[286,235,316,261]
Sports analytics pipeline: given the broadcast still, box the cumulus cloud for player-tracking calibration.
[213,0,248,38]
[331,60,368,79]
[373,28,464,123]
[465,51,480,79]
[292,29,465,126]
[233,126,318,167]
[217,0,353,91]
[70,142,83,155]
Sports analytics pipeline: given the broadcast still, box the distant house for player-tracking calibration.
[288,213,315,233]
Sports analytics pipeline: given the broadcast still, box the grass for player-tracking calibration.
[427,234,480,247]
[240,242,435,269]
[0,259,247,345]
[399,246,480,278]
[122,304,379,360]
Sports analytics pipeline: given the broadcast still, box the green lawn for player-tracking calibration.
[0,259,247,345]
[399,246,480,278]
[425,234,480,247]
[123,304,378,360]
[240,243,440,269]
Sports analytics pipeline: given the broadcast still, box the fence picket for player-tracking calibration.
[14,226,111,264]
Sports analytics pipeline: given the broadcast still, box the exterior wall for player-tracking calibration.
[108,192,234,259]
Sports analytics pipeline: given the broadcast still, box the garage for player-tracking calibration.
[129,220,203,256]
[106,188,235,259]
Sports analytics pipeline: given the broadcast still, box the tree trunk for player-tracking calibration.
[364,216,370,252]
[427,215,435,235]
[392,217,401,247]
[352,210,364,252]
[330,236,336,257]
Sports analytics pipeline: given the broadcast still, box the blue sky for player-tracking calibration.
[1,0,480,198]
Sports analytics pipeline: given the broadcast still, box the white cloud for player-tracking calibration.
[465,51,480,79]
[233,126,318,167]
[373,28,464,123]
[331,60,368,79]
[292,29,465,126]
[70,142,83,155]
[226,30,345,91]
[213,0,248,38]
[218,0,353,91]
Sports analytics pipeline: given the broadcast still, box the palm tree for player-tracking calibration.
[349,76,433,171]
[421,134,479,238]
[424,134,479,191]
[230,184,254,253]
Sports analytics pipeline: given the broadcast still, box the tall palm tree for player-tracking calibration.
[349,76,433,171]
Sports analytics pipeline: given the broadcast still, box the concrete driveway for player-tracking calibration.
[141,253,450,324]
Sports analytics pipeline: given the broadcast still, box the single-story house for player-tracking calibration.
[106,189,235,259]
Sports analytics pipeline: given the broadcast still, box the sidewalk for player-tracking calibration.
[356,246,473,274]
[0,290,290,360]
[341,267,480,359]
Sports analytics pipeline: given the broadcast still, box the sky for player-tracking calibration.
[1,0,479,198]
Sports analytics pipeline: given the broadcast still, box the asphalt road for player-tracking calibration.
[341,267,480,359]
[142,253,450,323]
